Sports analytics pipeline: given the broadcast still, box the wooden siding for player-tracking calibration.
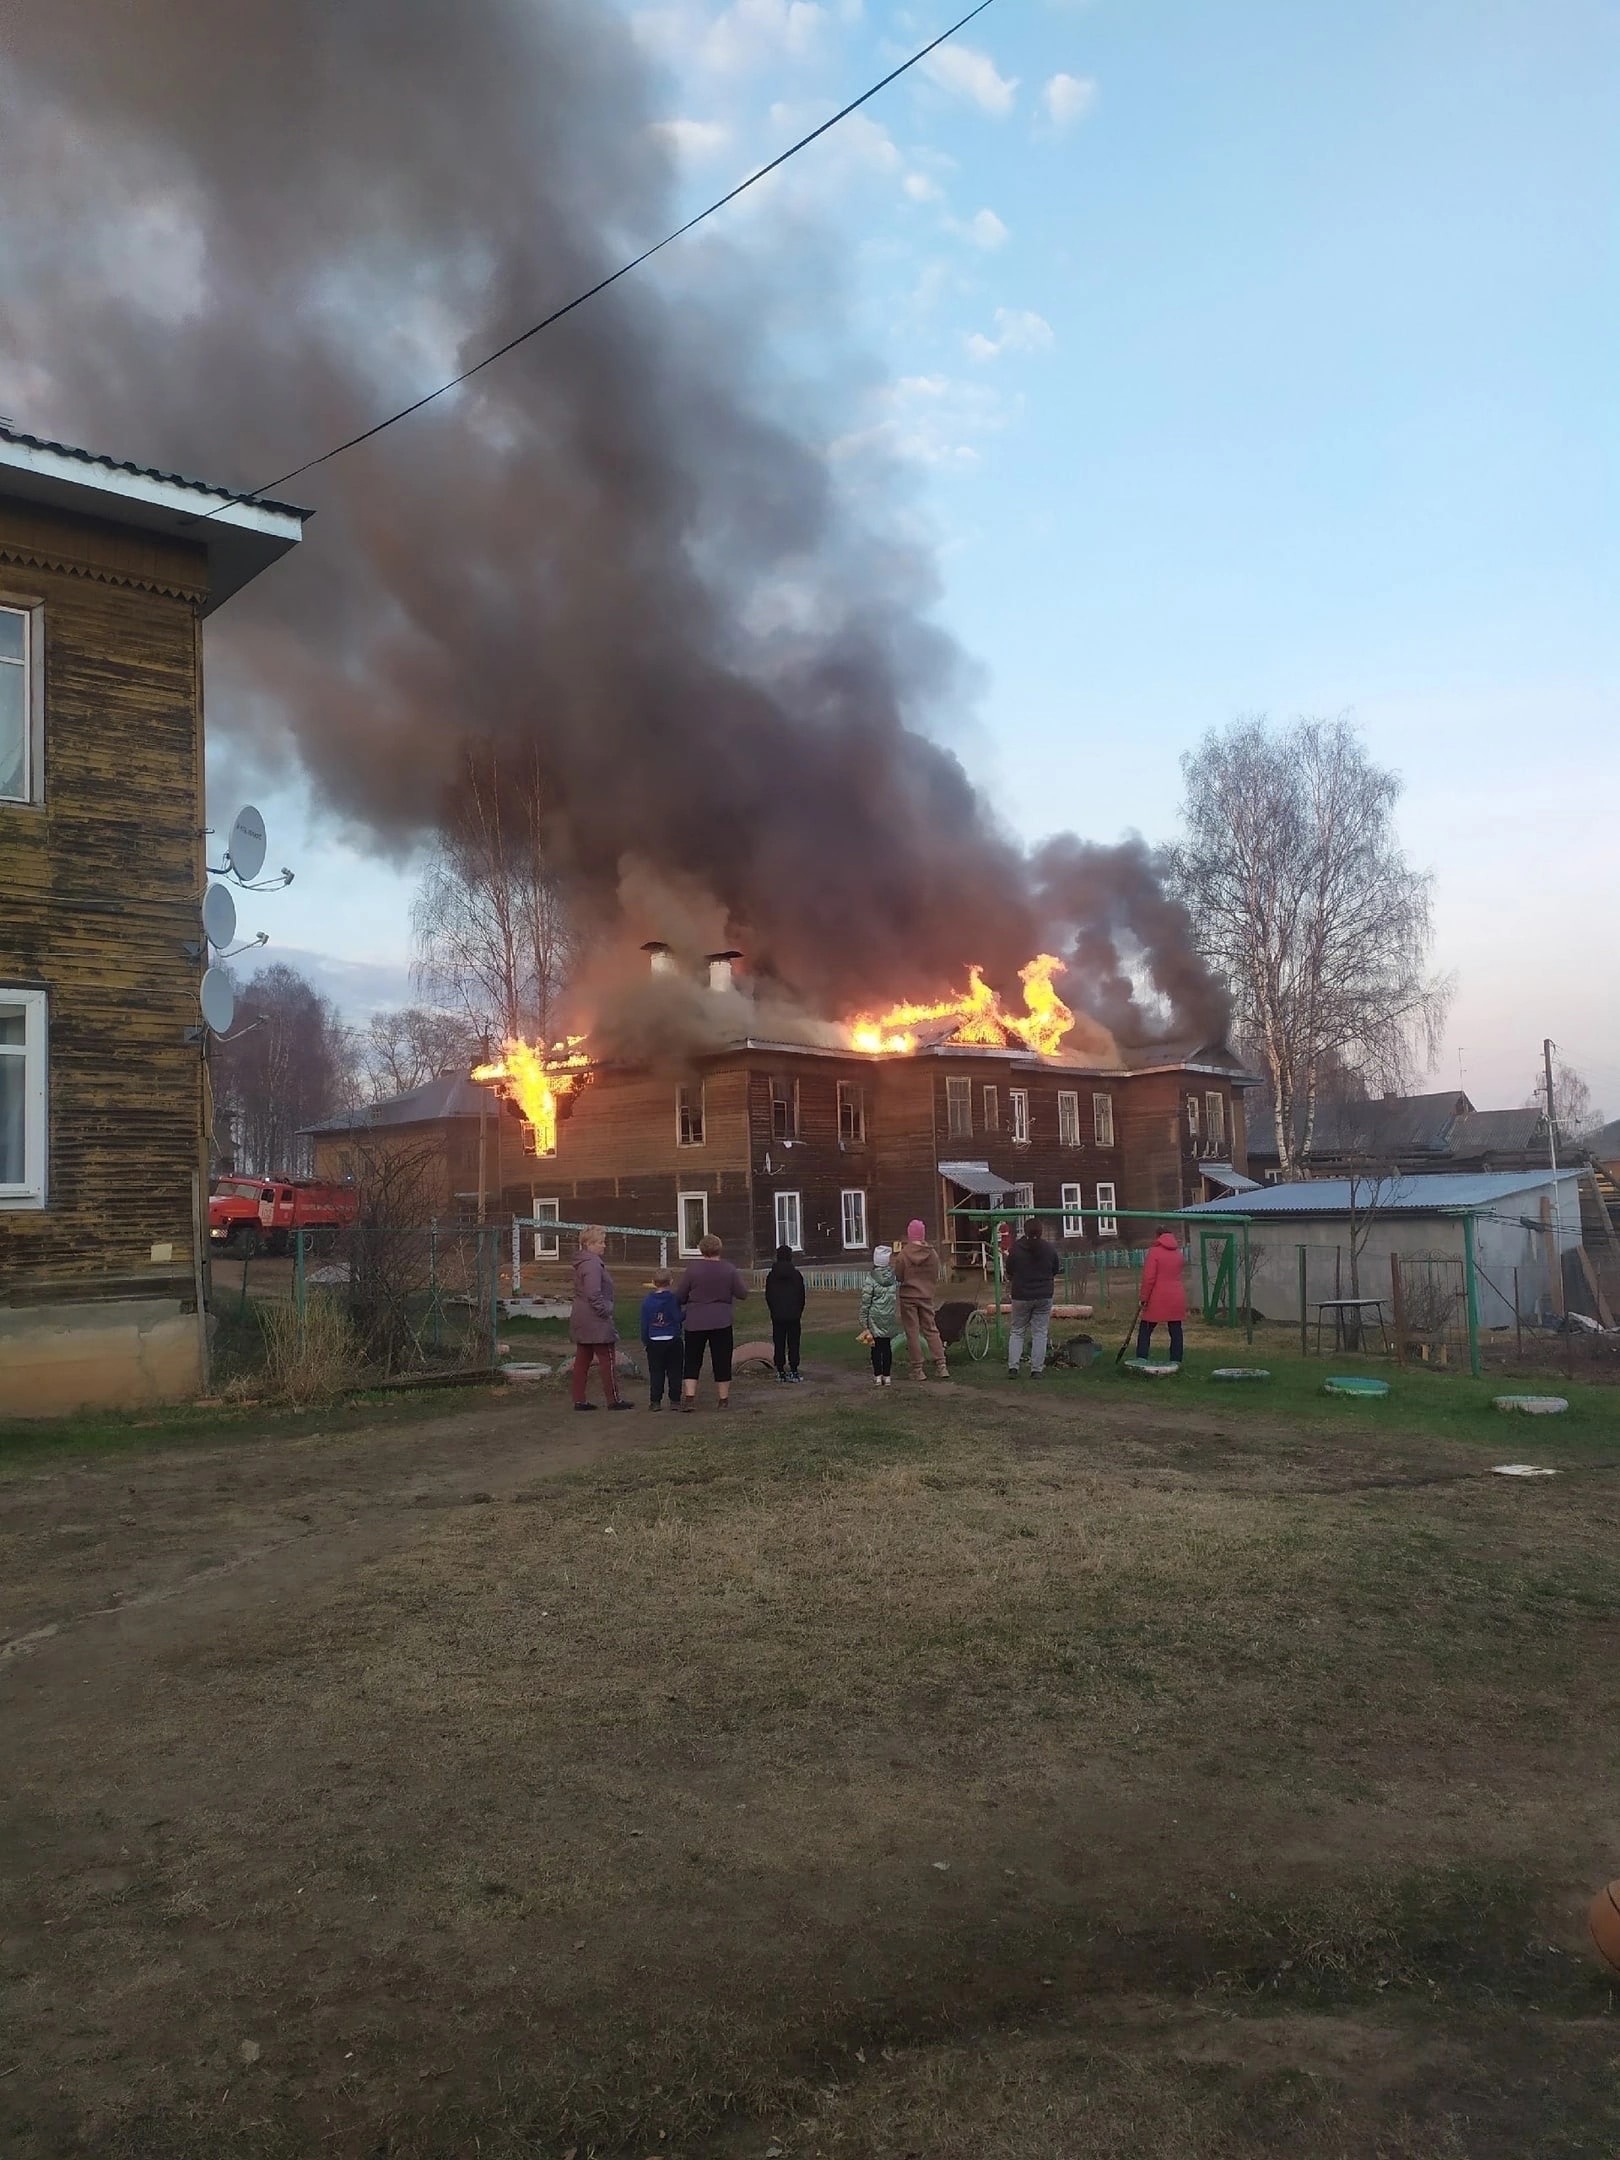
[0,500,209,1304]
[745,1055,881,1265]
[550,1068,751,1180]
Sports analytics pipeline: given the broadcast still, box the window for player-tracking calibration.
[1093,1092,1115,1148]
[1057,1090,1080,1147]
[678,1190,709,1254]
[677,1084,705,1147]
[0,603,40,806]
[1095,1181,1118,1238]
[1205,1092,1226,1150]
[774,1190,802,1251]
[1061,1181,1084,1236]
[533,1198,560,1260]
[946,1077,972,1138]
[837,1080,866,1144]
[982,1085,999,1133]
[1009,1089,1030,1145]
[0,988,47,1206]
[770,1077,798,1141]
[840,1188,868,1250]
[1186,1093,1200,1140]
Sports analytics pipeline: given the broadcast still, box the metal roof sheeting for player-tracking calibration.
[0,423,305,517]
[1188,1169,1581,1217]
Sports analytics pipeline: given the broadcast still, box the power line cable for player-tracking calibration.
[229,0,997,507]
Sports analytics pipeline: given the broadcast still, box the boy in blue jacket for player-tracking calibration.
[640,1269,684,1411]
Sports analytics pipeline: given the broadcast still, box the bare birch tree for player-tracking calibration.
[411,745,574,1047]
[360,1007,480,1101]
[212,963,354,1175]
[1170,716,1450,1178]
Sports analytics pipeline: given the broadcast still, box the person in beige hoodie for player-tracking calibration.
[894,1217,949,1380]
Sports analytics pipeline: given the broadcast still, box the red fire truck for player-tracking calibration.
[208,1177,359,1258]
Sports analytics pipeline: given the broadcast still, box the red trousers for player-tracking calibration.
[571,1342,620,1405]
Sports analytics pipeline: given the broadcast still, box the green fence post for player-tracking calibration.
[488,1225,500,1373]
[1462,1212,1483,1379]
[1242,1222,1253,1345]
[239,1247,250,1321]
[294,1227,307,1356]
[1298,1245,1308,1358]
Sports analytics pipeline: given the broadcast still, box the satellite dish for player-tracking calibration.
[199,967,237,1037]
[225,805,267,882]
[201,882,237,950]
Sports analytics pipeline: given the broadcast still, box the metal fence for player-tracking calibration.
[211,1221,507,1384]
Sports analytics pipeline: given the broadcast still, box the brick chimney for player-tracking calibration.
[641,940,675,977]
[706,949,742,994]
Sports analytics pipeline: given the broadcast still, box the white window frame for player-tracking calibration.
[676,1083,705,1148]
[982,1084,999,1133]
[1057,1090,1079,1147]
[774,1189,802,1252]
[1009,1088,1030,1145]
[0,600,43,808]
[837,1080,865,1144]
[1060,1181,1084,1236]
[1095,1181,1118,1238]
[533,1197,560,1260]
[840,1187,868,1251]
[1093,1091,1115,1148]
[1186,1093,1200,1140]
[677,1189,709,1255]
[1010,1181,1034,1212]
[0,986,48,1207]
[945,1076,972,1139]
[1205,1091,1226,1150]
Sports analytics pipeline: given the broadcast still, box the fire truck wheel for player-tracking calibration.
[234,1226,262,1260]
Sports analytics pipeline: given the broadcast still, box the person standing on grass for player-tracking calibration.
[765,1242,807,1384]
[677,1232,750,1411]
[1006,1216,1061,1378]
[894,1217,949,1381]
[1136,1229,1188,1365]
[859,1243,900,1386]
[639,1267,684,1412]
[570,1227,633,1412]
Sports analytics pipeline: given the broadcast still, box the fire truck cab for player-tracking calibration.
[208,1178,358,1259]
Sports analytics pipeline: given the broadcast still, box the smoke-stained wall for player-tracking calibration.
[0,0,1228,1043]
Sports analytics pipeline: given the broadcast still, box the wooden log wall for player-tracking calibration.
[0,500,208,1305]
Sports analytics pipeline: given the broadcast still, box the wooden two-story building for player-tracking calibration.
[311,1004,1255,1269]
[0,427,305,1412]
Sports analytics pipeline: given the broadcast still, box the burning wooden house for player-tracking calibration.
[320,946,1257,1266]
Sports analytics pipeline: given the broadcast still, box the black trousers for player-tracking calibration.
[772,1316,802,1373]
[869,1334,894,1377]
[683,1325,734,1383]
[646,1339,683,1405]
[1136,1320,1184,1363]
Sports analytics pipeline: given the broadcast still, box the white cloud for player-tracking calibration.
[831,370,1012,469]
[951,206,1008,251]
[649,117,732,162]
[965,307,1056,360]
[1042,72,1098,127]
[902,171,942,204]
[634,0,830,74]
[919,42,1018,117]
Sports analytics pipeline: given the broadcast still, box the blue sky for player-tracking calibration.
[230,0,1618,1114]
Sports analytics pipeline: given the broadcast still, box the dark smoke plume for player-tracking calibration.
[0,0,1228,1046]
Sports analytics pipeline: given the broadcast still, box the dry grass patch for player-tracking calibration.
[4,1392,1619,2158]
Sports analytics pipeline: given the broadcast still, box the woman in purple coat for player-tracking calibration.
[677,1232,751,1412]
[570,1227,633,1411]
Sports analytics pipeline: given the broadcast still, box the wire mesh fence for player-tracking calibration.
[211,1222,507,1389]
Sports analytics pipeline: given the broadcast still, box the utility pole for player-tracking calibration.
[1543,1037,1565,1317]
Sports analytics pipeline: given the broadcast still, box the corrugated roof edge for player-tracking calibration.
[0,423,308,520]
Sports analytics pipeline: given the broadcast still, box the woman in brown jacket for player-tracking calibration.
[894,1218,949,1381]
[570,1227,633,1411]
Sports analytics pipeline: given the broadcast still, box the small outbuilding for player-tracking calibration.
[1187,1168,1587,1334]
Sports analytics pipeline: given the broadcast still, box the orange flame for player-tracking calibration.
[848,955,1074,1058]
[471,1035,590,1156]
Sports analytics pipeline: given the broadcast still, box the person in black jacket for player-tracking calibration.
[1005,1217,1061,1377]
[765,1242,807,1383]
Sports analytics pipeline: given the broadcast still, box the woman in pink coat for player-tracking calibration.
[1135,1230,1187,1365]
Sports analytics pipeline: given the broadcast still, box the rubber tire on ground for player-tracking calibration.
[964,1308,992,1361]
